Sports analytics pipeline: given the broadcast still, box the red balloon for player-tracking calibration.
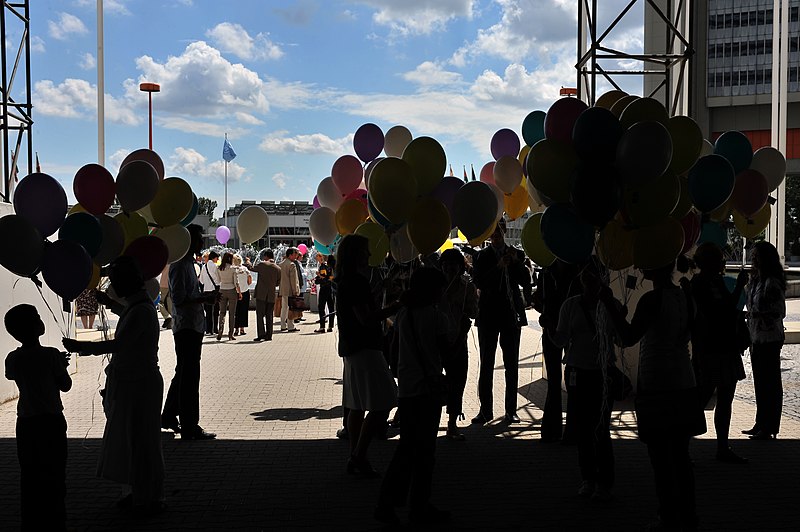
[678,211,702,254]
[544,97,589,143]
[331,155,363,195]
[74,164,115,215]
[479,162,495,185]
[731,169,768,217]
[123,235,168,279]
[121,149,165,180]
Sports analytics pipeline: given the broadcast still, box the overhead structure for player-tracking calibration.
[0,0,32,202]
[577,0,693,116]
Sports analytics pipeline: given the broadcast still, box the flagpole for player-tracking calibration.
[224,133,228,225]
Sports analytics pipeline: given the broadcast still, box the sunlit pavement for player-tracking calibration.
[1,308,799,531]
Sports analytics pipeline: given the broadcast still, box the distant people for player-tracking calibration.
[232,254,252,337]
[158,263,172,330]
[162,224,217,440]
[76,287,99,330]
[375,267,451,525]
[246,249,281,342]
[438,248,478,440]
[315,253,335,333]
[62,256,166,515]
[278,248,301,333]
[6,304,72,531]
[293,254,307,324]
[600,261,704,531]
[199,251,220,335]
[691,243,749,462]
[471,218,530,424]
[743,241,786,440]
[551,260,615,502]
[335,234,398,476]
[216,252,241,341]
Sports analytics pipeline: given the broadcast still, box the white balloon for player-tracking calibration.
[309,207,338,246]
[237,205,269,244]
[493,155,523,194]
[384,126,413,158]
[153,224,191,263]
[391,226,418,263]
[317,176,344,210]
[750,146,787,192]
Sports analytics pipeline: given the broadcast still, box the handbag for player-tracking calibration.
[407,308,449,407]
[288,295,309,311]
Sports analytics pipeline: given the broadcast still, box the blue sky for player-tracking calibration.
[27,0,644,218]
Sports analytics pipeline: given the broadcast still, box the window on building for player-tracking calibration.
[725,13,733,28]
[766,9,773,25]
[742,11,750,27]
[724,42,732,58]
[792,36,799,53]
[757,10,765,25]
[791,67,799,83]
[792,6,799,23]
[733,13,741,27]
[709,15,717,29]
[741,41,749,56]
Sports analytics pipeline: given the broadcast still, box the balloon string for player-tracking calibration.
[27,276,69,338]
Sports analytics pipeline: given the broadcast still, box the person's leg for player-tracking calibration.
[714,380,735,449]
[280,295,290,330]
[347,409,365,457]
[255,299,266,339]
[377,398,414,512]
[176,329,203,432]
[750,343,770,432]
[317,289,327,330]
[212,300,220,334]
[227,291,237,336]
[566,367,591,484]
[499,325,521,417]
[476,325,499,419]
[671,436,697,529]
[88,314,95,329]
[541,330,564,440]
[49,414,68,529]
[162,334,184,424]
[265,301,276,340]
[408,397,442,514]
[647,440,676,526]
[16,417,37,530]
[203,301,213,334]
[354,409,390,460]
[159,288,170,319]
[80,315,89,329]
[446,339,469,433]
[328,294,336,329]
[760,341,784,435]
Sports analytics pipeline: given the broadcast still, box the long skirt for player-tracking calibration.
[235,290,250,327]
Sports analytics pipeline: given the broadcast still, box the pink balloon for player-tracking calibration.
[313,195,321,209]
[216,225,231,244]
[480,162,495,185]
[123,235,169,280]
[544,97,589,143]
[732,169,769,217]
[345,188,368,209]
[331,155,364,195]
[297,243,308,255]
[490,128,521,161]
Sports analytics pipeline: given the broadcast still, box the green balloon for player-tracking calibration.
[521,110,546,147]
[526,138,577,203]
[521,212,556,267]
[401,136,446,196]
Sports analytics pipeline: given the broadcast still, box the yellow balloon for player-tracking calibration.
[86,263,101,291]
[623,171,680,227]
[138,204,156,225]
[734,203,770,239]
[407,197,451,256]
[335,199,369,236]
[438,238,455,253]
[150,177,193,227]
[114,211,148,250]
[518,145,531,168]
[527,138,578,203]
[469,223,495,247]
[68,203,87,215]
[368,158,417,224]
[597,220,635,271]
[633,217,684,270]
[355,221,390,267]
[520,212,556,267]
[504,184,528,221]
[595,89,628,110]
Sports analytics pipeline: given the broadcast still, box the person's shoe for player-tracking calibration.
[741,425,760,436]
[591,484,613,502]
[287,328,299,333]
[374,505,400,524]
[216,333,223,341]
[336,427,349,440]
[504,413,521,424]
[280,328,288,332]
[293,318,301,323]
[749,430,777,440]
[346,456,380,478]
[716,447,749,464]
[160,416,180,433]
[228,334,236,341]
[327,327,333,332]
[182,427,216,440]
[471,412,491,425]
[315,328,326,333]
[162,318,172,329]
[577,480,595,498]
[409,504,451,525]
[253,337,263,342]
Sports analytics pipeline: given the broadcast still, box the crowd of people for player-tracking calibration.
[3,218,789,530]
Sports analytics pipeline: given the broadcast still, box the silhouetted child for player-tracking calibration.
[4,304,71,531]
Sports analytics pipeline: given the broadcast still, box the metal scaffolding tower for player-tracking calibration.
[0,1,32,202]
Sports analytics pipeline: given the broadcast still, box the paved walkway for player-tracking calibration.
[1,309,800,531]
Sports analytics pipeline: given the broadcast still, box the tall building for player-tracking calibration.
[221,200,313,250]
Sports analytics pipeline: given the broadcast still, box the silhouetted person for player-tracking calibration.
[691,243,749,462]
[5,304,71,531]
[471,218,529,424]
[742,241,786,440]
[199,250,221,335]
[600,261,704,531]
[375,267,452,525]
[246,249,281,341]
[315,253,336,332]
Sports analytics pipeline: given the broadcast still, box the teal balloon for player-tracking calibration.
[58,212,103,257]
[723,275,746,311]
[540,203,595,264]
[522,110,546,147]
[688,155,735,212]
[180,194,200,226]
[698,222,727,249]
[314,240,334,255]
[714,131,753,174]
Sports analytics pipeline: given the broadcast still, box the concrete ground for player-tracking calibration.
[1,308,799,531]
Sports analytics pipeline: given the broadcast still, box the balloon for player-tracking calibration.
[700,139,714,157]
[402,136,446,196]
[521,110,546,146]
[407,197,451,256]
[68,204,87,215]
[667,116,703,174]
[540,203,595,264]
[504,184,529,221]
[731,169,768,217]
[364,157,384,189]
[150,177,193,227]
[493,155,523,194]
[688,155,735,212]
[123,235,169,279]
[597,220,635,270]
[345,188,368,209]
[354,222,389,266]
[367,197,394,229]
[94,215,125,266]
[490,128,521,161]
[41,240,93,301]
[527,182,546,214]
[314,240,335,255]
[544,97,588,143]
[714,131,753,174]
[390,226,418,263]
[571,106,623,165]
[430,176,463,226]
[309,207,338,246]
[13,173,68,238]
[616,121,673,187]
[708,198,733,223]
[469,223,496,247]
[368,157,417,224]
[297,243,308,255]
[595,90,628,110]
[619,97,669,129]
[750,147,786,192]
[520,213,556,267]
[609,95,640,118]
[518,145,531,177]
[114,211,148,250]
[116,160,159,213]
[571,165,621,229]
[384,125,412,158]
[312,195,321,210]
[180,194,200,226]
[238,205,270,244]
[452,181,497,243]
[671,176,693,218]
[698,222,727,248]
[87,263,102,291]
[479,162,495,185]
[678,211,702,254]
[487,184,505,222]
[216,225,231,244]
[153,224,191,263]
[623,171,681,227]
[331,155,364,195]
[734,203,771,239]
[353,123,384,163]
[121,148,165,180]
[527,138,578,203]
[73,164,115,215]
[335,199,369,235]
[58,212,103,257]
[0,215,43,276]
[317,176,345,210]
[633,217,685,270]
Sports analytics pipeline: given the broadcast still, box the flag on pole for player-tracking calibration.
[471,164,477,182]
[222,137,237,162]
[449,164,454,177]
[463,165,468,183]
[10,151,19,182]
[35,152,41,173]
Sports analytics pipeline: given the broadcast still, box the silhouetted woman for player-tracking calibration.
[742,241,786,440]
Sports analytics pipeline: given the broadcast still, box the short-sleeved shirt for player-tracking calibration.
[5,346,70,418]
[554,295,606,370]
[336,274,383,356]
[170,255,206,334]
[396,306,450,398]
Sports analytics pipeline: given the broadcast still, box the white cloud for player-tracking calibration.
[235,112,265,125]
[33,78,140,125]
[107,148,131,176]
[31,36,45,53]
[272,172,288,189]
[274,1,319,25]
[357,0,474,35]
[168,147,247,183]
[76,0,130,15]
[48,13,88,41]
[206,22,284,61]
[259,131,353,156]
[79,52,96,70]
[154,116,249,139]
[403,61,463,87]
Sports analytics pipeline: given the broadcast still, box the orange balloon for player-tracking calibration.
[504,184,528,221]
[335,199,368,235]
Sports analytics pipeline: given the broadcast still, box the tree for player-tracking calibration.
[198,197,217,217]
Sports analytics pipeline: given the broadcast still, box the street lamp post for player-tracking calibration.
[139,82,160,150]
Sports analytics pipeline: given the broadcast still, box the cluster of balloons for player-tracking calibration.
[0,149,201,301]
[517,91,787,270]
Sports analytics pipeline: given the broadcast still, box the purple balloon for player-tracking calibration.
[490,128,521,161]
[41,239,92,301]
[13,173,68,238]
[353,123,385,163]
[431,177,464,228]
[216,225,231,244]
[313,195,321,209]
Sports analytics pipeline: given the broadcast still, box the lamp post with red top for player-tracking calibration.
[139,82,160,150]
